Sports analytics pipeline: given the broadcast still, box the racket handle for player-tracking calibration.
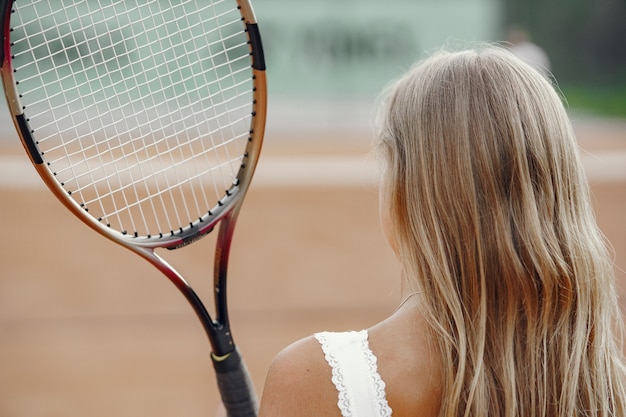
[212,349,258,417]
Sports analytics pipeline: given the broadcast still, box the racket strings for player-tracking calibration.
[11,0,255,238]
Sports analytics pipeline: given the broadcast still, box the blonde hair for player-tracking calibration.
[376,45,625,417]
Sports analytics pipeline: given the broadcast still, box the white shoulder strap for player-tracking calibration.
[314,330,392,417]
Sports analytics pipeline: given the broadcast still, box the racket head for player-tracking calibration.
[1,0,266,250]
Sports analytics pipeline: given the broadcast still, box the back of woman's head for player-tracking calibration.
[376,46,625,417]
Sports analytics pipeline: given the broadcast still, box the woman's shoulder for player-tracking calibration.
[367,304,443,416]
[257,335,342,417]
[257,304,443,417]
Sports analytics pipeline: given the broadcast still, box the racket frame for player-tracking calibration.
[0,0,267,358]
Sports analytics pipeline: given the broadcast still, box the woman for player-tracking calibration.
[257,45,626,417]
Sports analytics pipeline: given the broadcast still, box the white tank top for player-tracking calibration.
[314,330,393,417]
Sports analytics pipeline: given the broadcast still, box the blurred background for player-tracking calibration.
[1,0,624,416]
[254,0,626,137]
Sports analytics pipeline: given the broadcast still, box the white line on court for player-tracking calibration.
[579,151,626,184]
[0,152,624,189]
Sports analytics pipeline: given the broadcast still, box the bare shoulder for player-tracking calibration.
[257,335,341,417]
[367,304,443,417]
[257,303,443,417]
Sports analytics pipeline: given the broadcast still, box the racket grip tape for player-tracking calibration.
[212,349,259,417]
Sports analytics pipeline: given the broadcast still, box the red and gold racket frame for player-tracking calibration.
[1,3,266,414]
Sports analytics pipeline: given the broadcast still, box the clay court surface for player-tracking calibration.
[0,117,625,416]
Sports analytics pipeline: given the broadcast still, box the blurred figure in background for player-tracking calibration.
[506,26,551,75]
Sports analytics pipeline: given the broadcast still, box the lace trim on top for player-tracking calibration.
[315,330,392,417]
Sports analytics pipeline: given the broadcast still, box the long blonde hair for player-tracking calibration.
[376,45,625,417]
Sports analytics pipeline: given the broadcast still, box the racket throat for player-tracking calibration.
[209,323,236,357]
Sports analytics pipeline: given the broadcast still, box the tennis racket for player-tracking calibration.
[0,1,266,416]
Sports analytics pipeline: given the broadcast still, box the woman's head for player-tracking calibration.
[377,45,587,287]
[376,45,624,416]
